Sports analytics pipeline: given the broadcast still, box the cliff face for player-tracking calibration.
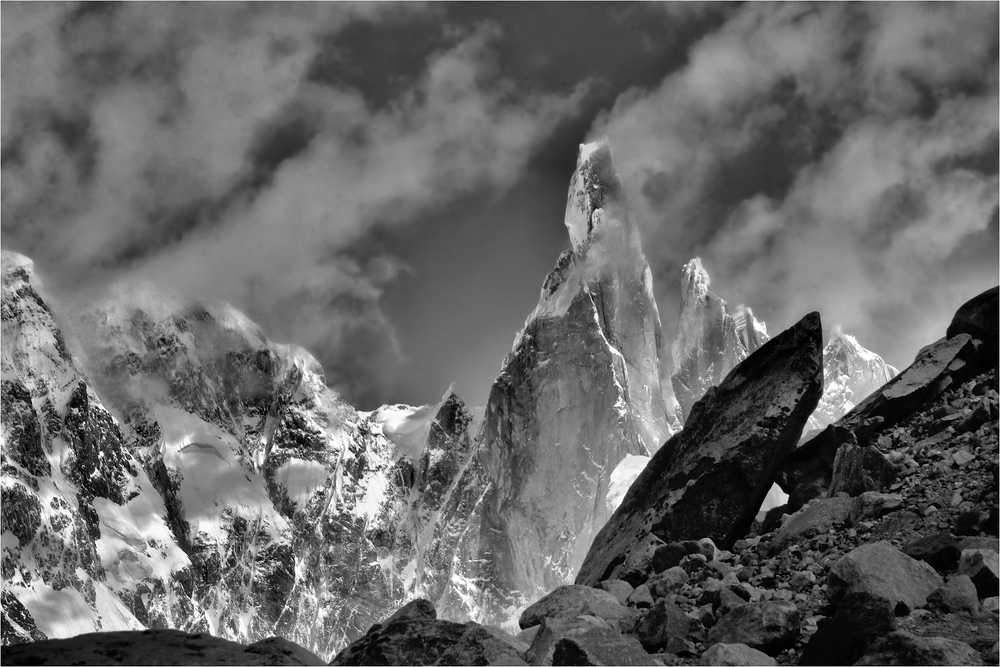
[475,140,678,609]
[670,258,769,422]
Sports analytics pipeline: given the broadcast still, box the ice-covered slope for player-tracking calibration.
[1,252,190,644]
[0,252,485,659]
[475,139,679,615]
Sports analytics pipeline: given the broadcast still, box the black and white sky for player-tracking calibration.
[3,2,998,410]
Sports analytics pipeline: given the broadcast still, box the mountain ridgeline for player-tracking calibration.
[1,140,952,661]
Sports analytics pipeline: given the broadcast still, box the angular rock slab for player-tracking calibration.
[523,616,615,666]
[827,443,896,497]
[855,631,984,666]
[633,599,703,652]
[434,624,529,666]
[331,618,469,666]
[0,629,326,666]
[958,548,1000,598]
[947,285,999,369]
[698,643,777,666]
[576,313,823,587]
[827,541,943,614]
[550,628,653,666]
[706,601,800,656]
[518,585,638,632]
[927,574,980,615]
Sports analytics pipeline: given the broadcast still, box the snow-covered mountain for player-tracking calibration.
[671,258,769,421]
[475,139,679,617]
[805,326,899,434]
[0,252,485,659]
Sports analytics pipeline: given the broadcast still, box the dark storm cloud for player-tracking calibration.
[2,3,590,405]
[592,3,999,370]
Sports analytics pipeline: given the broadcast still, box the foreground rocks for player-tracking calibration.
[0,630,326,666]
[576,311,824,587]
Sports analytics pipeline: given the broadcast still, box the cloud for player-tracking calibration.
[2,5,589,407]
[590,2,998,370]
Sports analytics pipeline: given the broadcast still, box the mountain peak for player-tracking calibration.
[680,257,712,306]
[564,137,625,252]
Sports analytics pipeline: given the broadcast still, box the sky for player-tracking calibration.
[3,2,998,410]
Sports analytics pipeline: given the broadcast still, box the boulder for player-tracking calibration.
[902,533,961,572]
[706,601,800,656]
[331,618,469,665]
[855,631,984,666]
[827,542,943,614]
[799,592,897,666]
[927,574,980,615]
[946,285,998,370]
[0,629,326,666]
[523,616,614,666]
[647,566,690,599]
[519,585,639,633]
[957,548,1000,598]
[768,497,852,555]
[698,643,776,666]
[626,583,654,609]
[633,599,703,652]
[550,629,652,666]
[827,444,896,497]
[849,492,903,527]
[576,312,824,587]
[434,624,529,666]
[595,579,634,605]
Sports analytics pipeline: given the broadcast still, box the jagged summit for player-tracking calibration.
[805,324,899,432]
[671,257,770,421]
[563,138,627,252]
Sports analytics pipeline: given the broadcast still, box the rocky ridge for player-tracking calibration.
[1,252,487,660]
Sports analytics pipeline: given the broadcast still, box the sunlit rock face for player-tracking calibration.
[475,140,678,613]
[670,258,770,422]
[0,251,485,660]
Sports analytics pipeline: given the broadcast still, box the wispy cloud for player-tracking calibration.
[2,4,590,406]
[592,3,998,368]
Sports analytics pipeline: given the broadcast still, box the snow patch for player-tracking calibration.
[607,454,650,513]
[16,583,97,638]
[274,458,329,507]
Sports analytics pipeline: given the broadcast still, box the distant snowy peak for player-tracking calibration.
[807,325,898,431]
[679,257,712,307]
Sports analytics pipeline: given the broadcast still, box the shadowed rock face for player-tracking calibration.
[576,311,824,588]
[476,140,678,606]
[0,629,326,666]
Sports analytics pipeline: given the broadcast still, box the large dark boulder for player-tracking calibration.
[576,312,823,587]
[0,629,325,665]
[946,285,998,369]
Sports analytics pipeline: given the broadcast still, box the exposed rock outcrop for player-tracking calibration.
[576,311,823,588]
[476,140,679,608]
